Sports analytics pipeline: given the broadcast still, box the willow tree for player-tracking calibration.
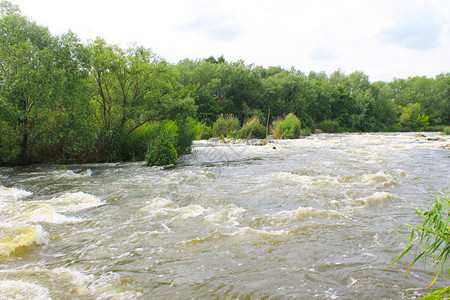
[0,1,55,163]
[86,38,196,161]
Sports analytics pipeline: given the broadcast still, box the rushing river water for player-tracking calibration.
[1,132,449,299]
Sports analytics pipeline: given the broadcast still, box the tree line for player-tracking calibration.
[0,1,449,165]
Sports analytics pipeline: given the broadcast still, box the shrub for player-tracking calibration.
[125,122,158,161]
[318,120,340,133]
[145,121,178,166]
[212,114,241,137]
[194,121,213,140]
[271,113,301,139]
[0,121,21,165]
[176,118,198,155]
[98,129,123,162]
[239,116,266,139]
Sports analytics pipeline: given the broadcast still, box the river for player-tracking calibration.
[1,132,449,299]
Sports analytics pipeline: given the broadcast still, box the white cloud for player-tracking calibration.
[381,5,444,51]
[11,0,450,82]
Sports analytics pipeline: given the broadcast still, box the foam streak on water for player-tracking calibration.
[0,132,449,298]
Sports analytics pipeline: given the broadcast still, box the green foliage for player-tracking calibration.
[272,113,301,139]
[318,120,340,133]
[422,286,450,299]
[0,120,20,164]
[176,118,198,155]
[212,114,241,137]
[194,122,213,140]
[389,191,450,296]
[145,121,178,166]
[123,122,158,161]
[416,114,430,129]
[239,117,266,139]
[398,103,430,129]
[300,128,312,136]
[98,130,123,162]
[440,127,450,135]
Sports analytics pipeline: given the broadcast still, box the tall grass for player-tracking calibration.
[212,114,241,137]
[239,116,266,139]
[271,113,301,139]
[389,191,450,297]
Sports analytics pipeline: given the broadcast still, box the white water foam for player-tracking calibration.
[0,223,48,259]
[0,279,52,300]
[204,204,246,225]
[0,186,33,202]
[270,207,344,224]
[140,197,206,220]
[45,192,104,212]
[51,169,92,179]
[16,204,82,224]
[52,267,140,299]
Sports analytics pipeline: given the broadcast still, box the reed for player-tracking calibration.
[389,190,450,297]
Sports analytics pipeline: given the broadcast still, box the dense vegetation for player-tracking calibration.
[0,1,449,165]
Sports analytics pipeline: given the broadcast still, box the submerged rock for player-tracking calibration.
[207,137,269,146]
[247,139,267,146]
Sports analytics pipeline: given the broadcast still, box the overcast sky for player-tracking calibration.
[11,0,450,82]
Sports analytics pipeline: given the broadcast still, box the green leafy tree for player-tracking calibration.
[0,1,58,163]
[86,39,196,161]
[398,103,430,129]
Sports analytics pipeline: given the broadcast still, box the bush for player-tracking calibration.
[212,114,241,137]
[194,121,213,140]
[0,121,21,165]
[239,116,266,139]
[271,113,301,139]
[176,118,198,155]
[145,121,178,166]
[318,120,340,133]
[98,129,123,162]
[125,122,158,161]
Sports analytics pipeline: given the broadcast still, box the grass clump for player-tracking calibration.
[271,113,301,139]
[389,190,450,298]
[212,114,241,137]
[239,116,266,139]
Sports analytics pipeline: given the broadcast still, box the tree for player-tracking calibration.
[86,38,197,161]
[0,1,55,163]
[398,103,430,129]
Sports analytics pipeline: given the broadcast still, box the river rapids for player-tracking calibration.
[0,132,449,299]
